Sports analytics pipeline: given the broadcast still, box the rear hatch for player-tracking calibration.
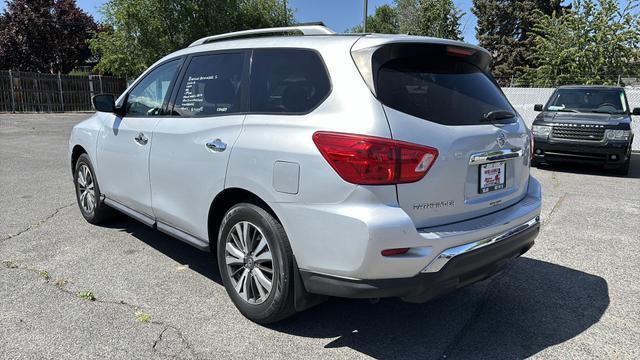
[352,39,531,228]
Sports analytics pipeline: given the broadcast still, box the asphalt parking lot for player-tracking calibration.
[1,113,639,359]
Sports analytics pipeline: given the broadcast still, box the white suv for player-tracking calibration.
[69,25,541,323]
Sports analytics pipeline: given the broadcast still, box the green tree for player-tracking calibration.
[0,0,98,73]
[352,1,462,39]
[351,4,399,33]
[527,0,640,86]
[473,0,567,81]
[90,0,293,78]
[396,0,463,40]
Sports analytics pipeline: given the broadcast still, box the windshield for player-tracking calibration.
[546,88,628,114]
[376,56,515,126]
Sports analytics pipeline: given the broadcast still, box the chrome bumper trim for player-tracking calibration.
[421,216,540,273]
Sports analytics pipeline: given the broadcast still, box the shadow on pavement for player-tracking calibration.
[105,219,223,285]
[107,219,609,359]
[536,152,640,179]
[271,258,608,359]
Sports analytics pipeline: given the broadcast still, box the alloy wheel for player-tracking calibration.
[77,164,96,214]
[224,221,274,304]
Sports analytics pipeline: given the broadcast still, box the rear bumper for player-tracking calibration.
[292,177,541,300]
[278,176,541,281]
[533,139,630,167]
[301,219,538,301]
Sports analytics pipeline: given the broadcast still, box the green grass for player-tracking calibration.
[38,270,50,280]
[2,260,18,269]
[77,291,96,301]
[135,310,152,323]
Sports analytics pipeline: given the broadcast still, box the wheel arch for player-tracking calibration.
[207,187,281,250]
[71,144,88,174]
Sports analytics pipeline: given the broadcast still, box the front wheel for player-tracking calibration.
[74,154,113,224]
[217,203,296,324]
[614,155,630,176]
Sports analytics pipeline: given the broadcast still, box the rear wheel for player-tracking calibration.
[217,203,296,323]
[74,154,113,224]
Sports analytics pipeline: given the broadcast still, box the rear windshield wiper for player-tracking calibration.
[481,110,516,122]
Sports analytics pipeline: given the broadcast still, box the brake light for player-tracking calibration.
[312,131,438,185]
[446,46,475,57]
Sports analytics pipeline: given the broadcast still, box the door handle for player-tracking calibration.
[134,132,148,145]
[206,139,227,152]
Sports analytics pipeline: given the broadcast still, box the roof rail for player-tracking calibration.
[189,25,336,47]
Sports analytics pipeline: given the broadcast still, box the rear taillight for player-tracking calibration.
[312,131,438,185]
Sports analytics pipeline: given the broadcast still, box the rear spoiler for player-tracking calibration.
[351,36,492,96]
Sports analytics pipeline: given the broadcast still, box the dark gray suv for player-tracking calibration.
[532,85,639,175]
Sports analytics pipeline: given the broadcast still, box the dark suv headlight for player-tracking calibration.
[605,130,631,141]
[532,125,551,138]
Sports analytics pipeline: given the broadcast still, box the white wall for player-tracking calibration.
[503,87,640,151]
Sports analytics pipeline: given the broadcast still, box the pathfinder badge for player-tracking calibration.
[413,200,455,210]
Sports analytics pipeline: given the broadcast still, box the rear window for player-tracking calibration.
[249,49,330,114]
[376,56,514,125]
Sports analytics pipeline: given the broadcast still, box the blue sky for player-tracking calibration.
[1,0,634,44]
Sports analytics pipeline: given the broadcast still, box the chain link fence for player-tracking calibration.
[0,70,127,112]
[503,87,640,151]
[495,76,640,88]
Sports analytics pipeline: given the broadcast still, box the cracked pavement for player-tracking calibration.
[1,113,639,359]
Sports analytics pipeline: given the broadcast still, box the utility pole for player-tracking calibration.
[363,0,368,33]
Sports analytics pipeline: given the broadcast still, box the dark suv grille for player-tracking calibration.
[551,125,605,141]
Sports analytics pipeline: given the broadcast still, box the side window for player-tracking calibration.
[250,49,330,114]
[126,59,181,116]
[173,52,245,116]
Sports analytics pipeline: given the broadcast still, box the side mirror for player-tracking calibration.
[632,107,640,116]
[92,94,116,113]
[534,104,544,112]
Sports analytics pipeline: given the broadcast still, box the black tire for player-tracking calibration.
[614,157,630,176]
[217,203,296,324]
[74,154,113,224]
[610,146,631,176]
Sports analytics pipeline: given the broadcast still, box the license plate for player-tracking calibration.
[479,161,506,194]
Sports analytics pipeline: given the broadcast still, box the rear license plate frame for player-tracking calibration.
[478,161,506,194]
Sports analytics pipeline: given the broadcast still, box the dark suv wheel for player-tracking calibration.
[614,147,631,176]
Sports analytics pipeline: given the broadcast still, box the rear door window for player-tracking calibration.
[376,55,514,125]
[173,52,245,116]
[249,49,330,114]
